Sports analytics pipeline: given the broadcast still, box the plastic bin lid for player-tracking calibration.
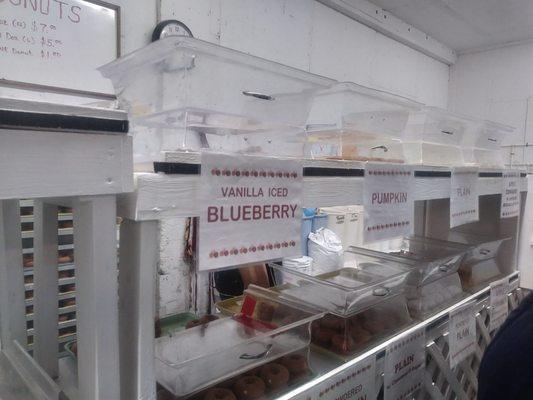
[99,36,334,88]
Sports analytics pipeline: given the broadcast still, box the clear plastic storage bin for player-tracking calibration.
[268,249,410,317]
[405,273,464,318]
[185,347,314,400]
[355,236,470,318]
[100,36,333,160]
[446,231,510,292]
[462,120,514,168]
[403,107,475,166]
[305,83,421,162]
[311,294,412,360]
[362,236,470,286]
[155,285,321,397]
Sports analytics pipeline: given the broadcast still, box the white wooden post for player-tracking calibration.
[33,200,59,378]
[118,219,158,400]
[74,195,120,400]
[0,199,27,350]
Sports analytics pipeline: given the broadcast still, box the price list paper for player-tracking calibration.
[448,303,477,369]
[384,328,425,400]
[363,164,414,243]
[450,167,479,228]
[489,278,509,331]
[500,170,520,219]
[199,153,302,271]
[314,356,376,400]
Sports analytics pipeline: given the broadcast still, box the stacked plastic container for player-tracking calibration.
[100,36,334,163]
[402,107,476,166]
[305,82,421,162]
[462,120,514,168]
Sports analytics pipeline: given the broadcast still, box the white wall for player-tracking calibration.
[161,0,449,107]
[449,43,533,165]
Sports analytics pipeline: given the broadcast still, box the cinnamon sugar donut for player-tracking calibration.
[233,376,265,400]
[259,363,290,391]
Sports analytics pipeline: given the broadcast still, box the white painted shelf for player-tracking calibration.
[120,160,527,221]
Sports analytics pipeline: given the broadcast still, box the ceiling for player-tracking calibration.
[370,0,533,52]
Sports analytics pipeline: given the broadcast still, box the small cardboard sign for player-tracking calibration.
[450,167,479,228]
[448,303,477,369]
[500,171,520,219]
[384,328,425,400]
[364,164,414,243]
[199,153,302,271]
[489,278,509,331]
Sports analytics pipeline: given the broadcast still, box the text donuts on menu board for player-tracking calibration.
[0,0,118,95]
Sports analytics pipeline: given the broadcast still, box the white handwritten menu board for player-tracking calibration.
[0,0,118,95]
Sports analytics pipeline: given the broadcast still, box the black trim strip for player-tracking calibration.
[479,172,503,178]
[521,173,527,178]
[414,171,451,178]
[303,167,364,177]
[0,110,128,133]
[154,162,201,175]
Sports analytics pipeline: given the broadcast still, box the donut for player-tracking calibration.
[233,376,265,400]
[259,363,290,392]
[280,354,309,380]
[312,327,335,347]
[319,314,343,332]
[349,327,372,346]
[204,387,237,400]
[331,334,356,355]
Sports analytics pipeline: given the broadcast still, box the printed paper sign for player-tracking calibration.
[489,278,509,331]
[500,171,520,219]
[450,168,479,228]
[199,153,302,271]
[364,164,414,243]
[384,328,425,400]
[448,303,477,369]
[315,356,376,400]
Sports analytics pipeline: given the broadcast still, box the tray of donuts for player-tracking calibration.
[157,348,314,400]
[311,294,413,361]
[155,285,323,397]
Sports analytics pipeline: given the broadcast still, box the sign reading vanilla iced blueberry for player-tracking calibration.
[199,153,302,271]
[450,167,479,228]
[363,164,414,243]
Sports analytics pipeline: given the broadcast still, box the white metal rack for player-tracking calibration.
[0,99,133,400]
[116,151,527,400]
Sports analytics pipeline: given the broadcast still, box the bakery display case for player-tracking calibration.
[310,294,412,361]
[446,231,511,292]
[304,82,420,161]
[157,347,315,400]
[355,236,470,318]
[100,36,333,161]
[269,249,411,317]
[155,285,322,397]
[402,107,475,166]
